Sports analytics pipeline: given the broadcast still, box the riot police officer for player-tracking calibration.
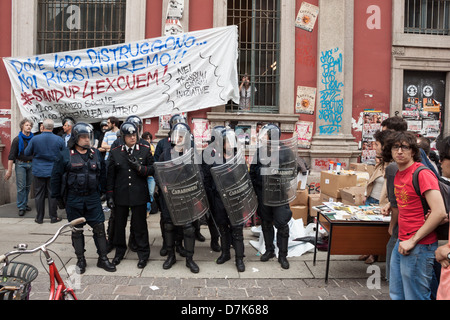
[155,114,206,257]
[106,122,155,269]
[156,122,208,273]
[250,124,297,269]
[204,128,254,272]
[51,122,116,274]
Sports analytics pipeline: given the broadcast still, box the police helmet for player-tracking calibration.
[72,122,94,149]
[120,122,138,137]
[169,114,186,130]
[100,119,108,133]
[170,122,191,150]
[210,125,226,143]
[126,115,143,138]
[222,129,237,154]
[258,123,281,142]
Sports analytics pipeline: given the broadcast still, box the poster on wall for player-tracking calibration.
[361,110,388,165]
[164,0,184,36]
[295,85,316,114]
[192,118,210,150]
[295,120,314,149]
[403,81,443,145]
[159,112,187,131]
[295,2,319,32]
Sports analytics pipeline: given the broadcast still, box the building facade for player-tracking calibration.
[0,0,449,204]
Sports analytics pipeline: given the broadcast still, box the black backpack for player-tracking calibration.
[412,166,450,240]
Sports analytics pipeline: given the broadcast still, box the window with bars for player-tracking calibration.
[226,0,280,113]
[404,0,450,35]
[37,0,126,54]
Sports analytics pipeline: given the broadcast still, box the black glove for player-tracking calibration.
[128,157,141,171]
[57,198,65,210]
[107,197,115,209]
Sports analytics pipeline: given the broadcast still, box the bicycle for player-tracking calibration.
[0,217,86,300]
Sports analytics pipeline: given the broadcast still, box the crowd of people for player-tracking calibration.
[4,114,450,300]
[5,115,297,277]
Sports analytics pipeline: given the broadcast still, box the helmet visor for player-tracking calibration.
[171,126,191,151]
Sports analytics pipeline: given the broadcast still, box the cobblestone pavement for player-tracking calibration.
[0,202,391,302]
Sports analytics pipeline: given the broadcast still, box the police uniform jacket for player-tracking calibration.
[106,143,154,207]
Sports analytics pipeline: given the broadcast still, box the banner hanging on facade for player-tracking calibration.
[3,25,239,128]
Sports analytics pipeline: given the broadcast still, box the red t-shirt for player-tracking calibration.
[394,162,440,244]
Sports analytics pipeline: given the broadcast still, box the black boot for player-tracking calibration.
[160,220,168,256]
[71,229,86,274]
[106,208,115,253]
[163,223,176,269]
[207,214,221,252]
[216,225,231,264]
[232,225,245,272]
[93,223,117,272]
[184,224,199,273]
[277,224,290,269]
[175,226,187,257]
[194,219,205,242]
[260,221,275,262]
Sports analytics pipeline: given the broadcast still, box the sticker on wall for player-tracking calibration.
[423,85,433,97]
[295,2,319,32]
[406,85,418,97]
[295,85,316,114]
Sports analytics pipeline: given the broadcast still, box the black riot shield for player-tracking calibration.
[211,150,257,226]
[154,148,209,226]
[261,135,298,207]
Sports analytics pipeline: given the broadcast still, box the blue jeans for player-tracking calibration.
[146,176,155,212]
[15,161,33,210]
[365,196,379,206]
[389,240,438,300]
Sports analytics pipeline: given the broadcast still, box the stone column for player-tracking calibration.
[308,0,360,172]
[0,137,6,205]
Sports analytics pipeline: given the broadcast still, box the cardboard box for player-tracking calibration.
[320,171,357,198]
[308,193,322,217]
[291,205,308,225]
[354,171,371,187]
[319,192,341,203]
[349,163,375,176]
[290,189,309,206]
[340,186,366,206]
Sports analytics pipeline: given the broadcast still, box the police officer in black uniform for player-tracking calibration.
[155,114,206,257]
[51,122,116,274]
[157,122,201,273]
[203,128,246,272]
[250,124,292,269]
[107,115,149,253]
[106,122,154,269]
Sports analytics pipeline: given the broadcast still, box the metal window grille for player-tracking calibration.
[226,0,280,113]
[37,0,126,54]
[404,0,450,35]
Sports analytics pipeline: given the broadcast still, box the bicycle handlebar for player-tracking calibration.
[70,217,87,227]
[0,217,86,264]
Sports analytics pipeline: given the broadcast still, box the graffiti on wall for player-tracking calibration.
[318,48,344,135]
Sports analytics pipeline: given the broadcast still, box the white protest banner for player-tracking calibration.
[3,25,239,129]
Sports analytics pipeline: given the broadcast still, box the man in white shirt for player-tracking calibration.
[101,116,120,161]
[62,118,75,147]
